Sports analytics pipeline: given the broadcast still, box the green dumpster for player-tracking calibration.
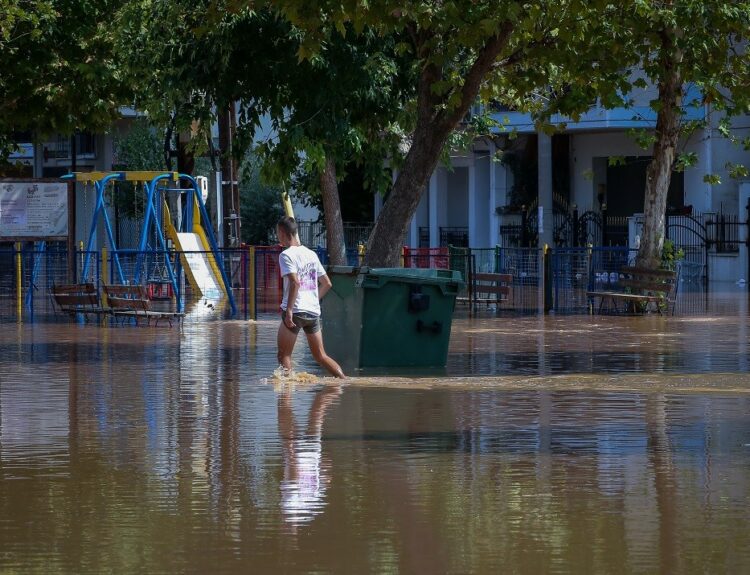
[321,266,464,369]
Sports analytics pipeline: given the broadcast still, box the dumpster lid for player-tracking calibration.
[366,267,463,282]
[358,267,464,288]
[327,265,359,275]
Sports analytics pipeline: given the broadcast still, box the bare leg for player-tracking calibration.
[305,330,346,379]
[277,321,299,371]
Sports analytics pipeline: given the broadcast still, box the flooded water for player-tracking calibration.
[2,302,750,573]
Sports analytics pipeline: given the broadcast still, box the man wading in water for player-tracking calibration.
[276,216,346,379]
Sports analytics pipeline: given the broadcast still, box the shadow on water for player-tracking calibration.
[0,288,749,572]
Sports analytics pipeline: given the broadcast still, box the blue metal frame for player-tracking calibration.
[63,172,127,284]
[24,241,46,310]
[133,173,236,315]
[64,171,237,316]
[134,174,182,310]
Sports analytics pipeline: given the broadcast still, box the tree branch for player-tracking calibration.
[440,21,514,129]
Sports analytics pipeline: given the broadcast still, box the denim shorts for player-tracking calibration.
[281,311,322,335]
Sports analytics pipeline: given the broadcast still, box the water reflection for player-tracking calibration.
[1,315,750,572]
[278,384,341,527]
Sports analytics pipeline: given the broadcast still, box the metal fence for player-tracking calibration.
[1,240,744,322]
[550,247,635,314]
[296,221,373,249]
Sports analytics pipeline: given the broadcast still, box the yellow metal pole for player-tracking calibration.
[282,190,294,218]
[15,242,22,319]
[101,247,109,307]
[79,240,84,282]
[248,246,256,320]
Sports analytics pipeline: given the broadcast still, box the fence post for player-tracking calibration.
[572,206,579,247]
[543,244,552,314]
[15,242,22,320]
[521,205,529,248]
[494,245,500,273]
[101,247,109,307]
[248,246,256,320]
[78,240,84,283]
[602,204,609,247]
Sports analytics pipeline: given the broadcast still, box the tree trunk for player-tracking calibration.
[637,34,683,270]
[364,26,513,267]
[365,122,453,266]
[320,155,347,266]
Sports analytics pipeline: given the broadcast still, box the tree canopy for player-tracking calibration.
[0,0,128,159]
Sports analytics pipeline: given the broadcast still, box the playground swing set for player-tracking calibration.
[62,170,236,316]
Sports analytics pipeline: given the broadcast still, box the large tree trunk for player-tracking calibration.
[365,26,513,267]
[320,155,347,266]
[637,33,683,270]
[365,122,455,266]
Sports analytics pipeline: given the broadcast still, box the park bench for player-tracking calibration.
[458,272,513,309]
[103,284,184,327]
[586,266,678,315]
[50,283,107,319]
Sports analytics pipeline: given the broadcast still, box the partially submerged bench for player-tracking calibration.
[458,272,513,309]
[103,284,184,326]
[586,266,678,315]
[51,283,106,319]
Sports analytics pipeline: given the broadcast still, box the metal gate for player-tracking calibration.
[666,214,709,283]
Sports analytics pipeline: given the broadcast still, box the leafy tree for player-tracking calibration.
[116,3,413,265]
[268,1,630,265]
[613,1,750,269]
[111,117,165,218]
[0,0,128,160]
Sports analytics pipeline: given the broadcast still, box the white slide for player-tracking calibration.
[176,232,223,300]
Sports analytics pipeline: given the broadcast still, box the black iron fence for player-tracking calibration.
[296,220,373,249]
[499,207,628,248]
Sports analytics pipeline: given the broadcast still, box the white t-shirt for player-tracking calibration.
[279,245,327,315]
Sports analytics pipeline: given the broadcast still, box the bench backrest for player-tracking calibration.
[473,273,513,300]
[619,267,677,297]
[50,283,99,310]
[103,284,151,312]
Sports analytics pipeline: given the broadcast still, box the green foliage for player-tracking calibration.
[0,0,129,161]
[239,154,283,245]
[111,118,165,218]
[113,119,164,171]
[661,240,684,271]
[116,3,413,214]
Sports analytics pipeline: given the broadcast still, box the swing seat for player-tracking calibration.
[147,280,173,300]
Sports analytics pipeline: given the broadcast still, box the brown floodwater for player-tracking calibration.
[1,300,750,573]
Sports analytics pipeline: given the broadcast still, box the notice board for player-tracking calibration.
[0,181,69,240]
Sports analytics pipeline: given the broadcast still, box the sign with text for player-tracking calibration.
[0,181,68,239]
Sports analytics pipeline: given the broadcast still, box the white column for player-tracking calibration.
[429,172,438,247]
[488,141,497,246]
[409,215,418,247]
[468,158,477,248]
[538,130,554,247]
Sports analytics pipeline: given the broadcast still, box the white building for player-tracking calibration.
[383,85,750,282]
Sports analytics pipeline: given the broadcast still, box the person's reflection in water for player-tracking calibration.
[277,384,342,528]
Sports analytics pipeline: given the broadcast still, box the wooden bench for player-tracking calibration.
[50,283,107,319]
[458,273,512,308]
[103,284,184,326]
[586,266,678,315]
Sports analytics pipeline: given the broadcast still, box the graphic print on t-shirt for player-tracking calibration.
[298,262,318,291]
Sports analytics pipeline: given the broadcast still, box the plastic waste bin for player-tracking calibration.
[322,266,464,369]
